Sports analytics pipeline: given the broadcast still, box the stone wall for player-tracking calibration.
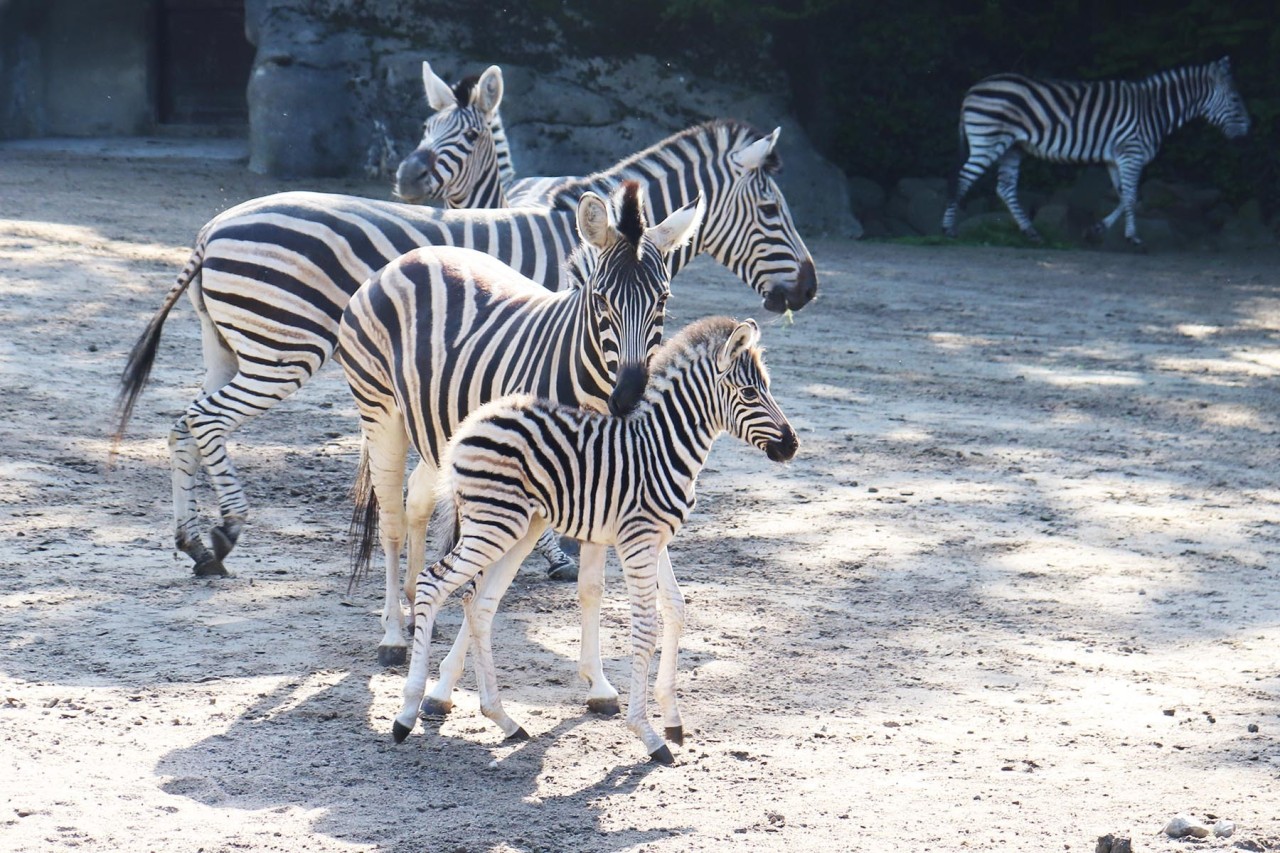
[243,0,860,236]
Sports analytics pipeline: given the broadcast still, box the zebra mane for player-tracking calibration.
[550,119,782,212]
[644,315,767,395]
[453,74,480,106]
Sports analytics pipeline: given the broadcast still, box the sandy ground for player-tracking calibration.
[1,145,1278,852]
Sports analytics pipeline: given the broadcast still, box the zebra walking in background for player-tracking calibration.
[113,119,817,579]
[391,316,797,764]
[394,62,518,209]
[343,182,703,667]
[941,57,1250,246]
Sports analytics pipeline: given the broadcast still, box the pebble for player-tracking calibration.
[1214,820,1235,838]
[1248,723,1260,733]
[1164,814,1210,839]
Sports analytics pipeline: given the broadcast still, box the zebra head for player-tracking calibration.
[1205,57,1250,140]
[714,318,798,462]
[699,126,817,314]
[575,181,704,417]
[394,62,505,206]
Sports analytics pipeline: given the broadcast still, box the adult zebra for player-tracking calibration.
[941,57,1250,246]
[343,181,702,667]
[393,62,518,209]
[390,315,797,763]
[114,119,816,578]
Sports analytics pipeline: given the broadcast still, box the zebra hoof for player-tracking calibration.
[586,697,620,717]
[546,560,578,582]
[1021,228,1044,244]
[649,744,675,765]
[418,697,453,723]
[664,726,684,746]
[210,523,241,561]
[392,719,413,743]
[377,645,407,667]
[192,555,228,578]
[504,727,531,742]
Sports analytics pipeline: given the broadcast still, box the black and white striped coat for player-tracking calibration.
[942,58,1250,245]
[341,182,703,670]
[391,315,798,764]
[114,119,817,578]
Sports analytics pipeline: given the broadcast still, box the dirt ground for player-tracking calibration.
[1,144,1278,853]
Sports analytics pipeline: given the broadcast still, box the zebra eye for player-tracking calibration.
[463,129,480,143]
[740,387,760,401]
[592,293,610,314]
[760,203,780,217]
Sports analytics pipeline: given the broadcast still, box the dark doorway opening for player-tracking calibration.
[156,0,254,127]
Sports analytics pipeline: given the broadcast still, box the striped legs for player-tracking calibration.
[577,543,622,714]
[943,135,1009,237]
[653,548,685,746]
[994,148,1040,241]
[618,543,672,763]
[1095,154,1147,246]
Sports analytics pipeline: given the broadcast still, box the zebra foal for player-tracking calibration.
[342,181,702,668]
[942,57,1250,246]
[392,316,797,764]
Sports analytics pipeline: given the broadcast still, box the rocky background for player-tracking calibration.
[244,0,860,237]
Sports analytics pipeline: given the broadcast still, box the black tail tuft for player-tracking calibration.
[347,444,381,594]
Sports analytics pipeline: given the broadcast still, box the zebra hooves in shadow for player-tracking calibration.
[1021,227,1044,244]
[545,558,578,582]
[418,697,453,722]
[210,519,243,561]
[586,697,621,717]
[392,719,414,743]
[649,744,675,765]
[664,726,684,746]
[504,727,530,742]
[377,645,407,667]
[191,553,228,577]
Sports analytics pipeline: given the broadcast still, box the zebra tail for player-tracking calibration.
[348,441,381,593]
[110,243,205,457]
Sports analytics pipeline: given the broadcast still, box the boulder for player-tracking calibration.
[888,177,949,236]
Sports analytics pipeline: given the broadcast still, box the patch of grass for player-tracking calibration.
[872,219,1076,251]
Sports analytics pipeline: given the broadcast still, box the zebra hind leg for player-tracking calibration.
[169,415,226,577]
[995,148,1042,243]
[577,543,621,716]
[538,528,578,581]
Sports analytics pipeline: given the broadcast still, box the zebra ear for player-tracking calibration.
[1217,56,1232,75]
[717,319,761,372]
[646,197,704,255]
[732,127,781,172]
[423,61,457,111]
[475,65,504,118]
[576,191,613,250]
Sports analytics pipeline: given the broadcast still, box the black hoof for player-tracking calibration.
[418,697,452,722]
[649,744,675,765]
[377,645,407,667]
[210,523,241,561]
[192,555,228,577]
[586,697,621,717]
[392,720,413,743]
[1022,228,1044,244]
[665,726,684,745]
[546,560,578,582]
[504,727,530,742]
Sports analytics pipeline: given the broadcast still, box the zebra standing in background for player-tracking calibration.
[941,57,1250,246]
[393,62,518,209]
[391,316,797,764]
[113,119,816,580]
[343,182,704,667]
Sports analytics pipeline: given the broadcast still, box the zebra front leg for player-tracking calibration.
[618,544,670,764]
[653,547,685,745]
[394,529,505,742]
[995,148,1041,242]
[419,533,528,722]
[169,416,224,576]
[577,543,621,716]
[463,523,545,742]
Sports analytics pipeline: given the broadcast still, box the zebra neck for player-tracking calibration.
[636,367,724,477]
[490,113,517,188]
[1142,68,1212,138]
[446,171,508,209]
